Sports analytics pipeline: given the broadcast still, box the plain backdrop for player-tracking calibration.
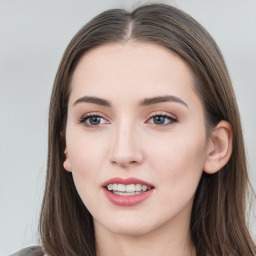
[0,0,255,255]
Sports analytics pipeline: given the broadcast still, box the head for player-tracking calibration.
[40,3,255,256]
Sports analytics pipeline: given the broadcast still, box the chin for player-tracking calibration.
[100,215,157,236]
[110,225,153,236]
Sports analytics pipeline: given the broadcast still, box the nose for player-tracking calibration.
[109,123,144,168]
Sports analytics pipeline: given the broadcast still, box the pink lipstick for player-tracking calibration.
[102,177,154,206]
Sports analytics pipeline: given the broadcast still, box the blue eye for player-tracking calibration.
[80,114,108,127]
[153,116,167,124]
[87,116,102,125]
[148,115,177,126]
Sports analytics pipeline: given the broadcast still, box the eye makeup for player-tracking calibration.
[146,111,178,127]
[78,110,178,129]
[79,112,110,128]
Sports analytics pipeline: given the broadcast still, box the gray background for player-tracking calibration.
[0,0,255,255]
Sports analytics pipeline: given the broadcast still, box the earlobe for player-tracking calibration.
[63,148,72,172]
[203,120,233,174]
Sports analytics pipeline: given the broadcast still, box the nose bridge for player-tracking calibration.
[110,118,143,167]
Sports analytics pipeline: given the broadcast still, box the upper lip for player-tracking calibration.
[102,177,154,188]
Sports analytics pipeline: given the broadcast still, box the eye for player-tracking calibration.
[79,114,109,127]
[147,114,177,126]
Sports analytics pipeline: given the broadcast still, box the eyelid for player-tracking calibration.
[79,112,110,127]
[146,111,177,120]
[78,111,178,128]
[146,111,178,127]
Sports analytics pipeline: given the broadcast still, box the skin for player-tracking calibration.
[63,42,232,256]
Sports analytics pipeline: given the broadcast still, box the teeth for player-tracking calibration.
[113,191,142,196]
[135,184,141,191]
[117,184,126,192]
[106,183,152,193]
[141,185,147,192]
[126,184,135,192]
[113,184,118,190]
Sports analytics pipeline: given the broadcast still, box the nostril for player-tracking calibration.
[111,160,138,168]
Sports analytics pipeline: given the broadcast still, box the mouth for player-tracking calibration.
[102,177,154,206]
[105,183,152,196]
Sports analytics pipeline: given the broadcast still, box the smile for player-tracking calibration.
[102,177,154,206]
[107,183,152,196]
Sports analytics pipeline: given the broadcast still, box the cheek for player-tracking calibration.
[65,128,109,202]
[67,144,105,214]
[67,126,107,171]
[148,131,207,190]
[146,135,206,219]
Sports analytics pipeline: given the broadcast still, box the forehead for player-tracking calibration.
[70,42,197,106]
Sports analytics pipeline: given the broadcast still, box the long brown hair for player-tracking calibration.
[39,3,256,255]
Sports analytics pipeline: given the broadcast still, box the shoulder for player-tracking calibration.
[10,246,46,256]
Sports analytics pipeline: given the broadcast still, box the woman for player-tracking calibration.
[12,3,255,256]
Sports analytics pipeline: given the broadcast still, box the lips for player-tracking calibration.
[102,177,154,187]
[102,177,154,206]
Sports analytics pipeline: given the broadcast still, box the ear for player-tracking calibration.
[63,148,72,172]
[203,120,232,174]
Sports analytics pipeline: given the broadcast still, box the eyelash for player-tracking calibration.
[79,112,178,128]
[147,112,178,127]
[79,113,109,128]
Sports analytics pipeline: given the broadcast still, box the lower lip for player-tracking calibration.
[103,188,154,206]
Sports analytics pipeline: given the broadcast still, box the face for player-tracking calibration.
[64,42,210,237]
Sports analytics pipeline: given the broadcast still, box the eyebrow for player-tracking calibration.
[73,95,188,108]
[73,96,111,107]
[139,95,188,108]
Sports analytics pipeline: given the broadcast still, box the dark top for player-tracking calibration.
[11,246,206,256]
[10,246,46,256]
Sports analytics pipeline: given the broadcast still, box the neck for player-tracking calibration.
[95,214,196,256]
